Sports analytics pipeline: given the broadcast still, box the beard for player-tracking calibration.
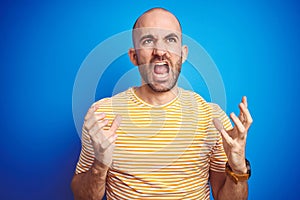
[138,56,182,93]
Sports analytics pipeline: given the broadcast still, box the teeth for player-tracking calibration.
[155,62,167,66]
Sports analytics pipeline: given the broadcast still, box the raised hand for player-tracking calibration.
[213,96,253,173]
[83,104,122,166]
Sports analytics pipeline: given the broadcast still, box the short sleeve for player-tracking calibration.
[75,120,95,174]
[208,103,232,172]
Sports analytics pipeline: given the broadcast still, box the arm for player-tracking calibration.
[210,171,248,200]
[71,160,108,200]
[71,104,121,200]
[211,96,253,200]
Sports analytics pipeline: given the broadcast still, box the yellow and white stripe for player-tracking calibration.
[75,87,232,199]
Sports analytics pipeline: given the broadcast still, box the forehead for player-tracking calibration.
[135,10,181,33]
[133,27,181,39]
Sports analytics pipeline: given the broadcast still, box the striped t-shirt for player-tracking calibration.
[75,87,232,199]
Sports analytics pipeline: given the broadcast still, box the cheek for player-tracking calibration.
[168,45,182,57]
[170,55,182,68]
[137,49,153,61]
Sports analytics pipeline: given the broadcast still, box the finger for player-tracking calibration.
[238,106,245,123]
[84,113,106,130]
[213,118,234,146]
[109,115,122,133]
[92,102,102,109]
[239,103,253,129]
[84,106,96,122]
[84,103,101,121]
[213,118,223,131]
[230,112,246,138]
[90,128,117,151]
[242,96,248,108]
[238,96,248,122]
[89,119,109,138]
[101,133,118,150]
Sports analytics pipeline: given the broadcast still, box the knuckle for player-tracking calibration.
[94,113,105,122]
[82,125,88,132]
[248,118,253,124]
[98,145,105,152]
[99,142,109,151]
[92,102,100,108]
[89,125,102,137]
[240,126,246,133]
[84,114,90,121]
[83,123,91,131]
[97,121,106,129]
[88,129,95,138]
[227,140,234,147]
[108,137,116,144]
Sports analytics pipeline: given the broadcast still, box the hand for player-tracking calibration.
[83,104,122,166]
[213,96,253,173]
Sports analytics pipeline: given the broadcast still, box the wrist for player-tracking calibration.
[94,152,113,167]
[91,159,109,179]
[225,159,251,184]
[231,164,247,174]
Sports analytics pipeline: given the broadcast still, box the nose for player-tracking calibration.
[153,48,166,57]
[153,41,168,57]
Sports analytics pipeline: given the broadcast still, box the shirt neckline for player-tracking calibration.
[129,87,182,108]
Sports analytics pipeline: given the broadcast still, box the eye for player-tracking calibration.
[167,37,177,43]
[143,39,154,45]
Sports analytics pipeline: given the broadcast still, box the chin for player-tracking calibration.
[148,83,174,93]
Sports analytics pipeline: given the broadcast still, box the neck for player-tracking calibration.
[134,84,179,106]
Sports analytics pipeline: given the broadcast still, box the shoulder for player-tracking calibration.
[179,88,227,116]
[208,103,224,116]
[207,103,232,130]
[180,88,217,109]
[180,88,208,104]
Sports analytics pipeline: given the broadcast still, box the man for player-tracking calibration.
[71,7,253,200]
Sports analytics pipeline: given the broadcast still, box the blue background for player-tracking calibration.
[1,0,300,199]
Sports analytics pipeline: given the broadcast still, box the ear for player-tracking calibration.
[128,48,138,66]
[181,45,188,64]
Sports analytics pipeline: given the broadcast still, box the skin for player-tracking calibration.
[211,96,252,200]
[129,9,188,105]
[71,8,253,200]
[71,104,121,200]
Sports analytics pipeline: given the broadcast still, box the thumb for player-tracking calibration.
[213,118,233,146]
[213,118,224,132]
[110,115,122,132]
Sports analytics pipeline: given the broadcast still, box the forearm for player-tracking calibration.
[71,159,109,200]
[217,177,248,200]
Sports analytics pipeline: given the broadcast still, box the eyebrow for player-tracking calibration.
[139,34,155,43]
[139,33,180,43]
[164,33,179,41]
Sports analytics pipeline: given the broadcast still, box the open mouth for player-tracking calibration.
[153,61,170,79]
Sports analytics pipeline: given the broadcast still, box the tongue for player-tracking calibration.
[154,65,168,74]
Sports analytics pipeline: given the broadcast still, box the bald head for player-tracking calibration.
[128,7,188,93]
[133,8,182,32]
[131,8,183,48]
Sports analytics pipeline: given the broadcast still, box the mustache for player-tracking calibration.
[150,55,171,65]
